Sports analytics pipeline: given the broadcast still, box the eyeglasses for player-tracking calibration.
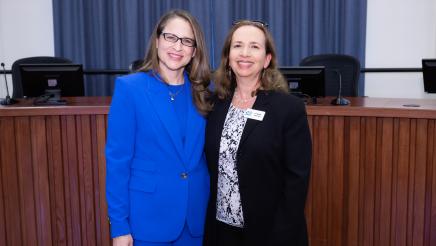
[232,20,269,28]
[161,33,196,47]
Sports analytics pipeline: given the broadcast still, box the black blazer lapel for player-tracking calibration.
[206,97,231,168]
[239,91,271,146]
[207,91,271,165]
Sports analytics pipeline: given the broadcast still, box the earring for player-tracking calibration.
[261,68,266,79]
[227,67,232,79]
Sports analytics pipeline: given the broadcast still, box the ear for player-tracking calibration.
[264,53,272,69]
[192,48,196,58]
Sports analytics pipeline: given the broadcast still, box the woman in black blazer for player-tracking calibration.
[203,20,312,246]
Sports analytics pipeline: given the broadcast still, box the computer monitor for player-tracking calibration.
[422,59,436,93]
[19,63,85,98]
[279,66,326,98]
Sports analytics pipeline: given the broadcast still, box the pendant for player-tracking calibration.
[168,86,183,102]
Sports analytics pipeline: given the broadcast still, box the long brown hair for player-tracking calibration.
[139,9,212,115]
[213,20,288,100]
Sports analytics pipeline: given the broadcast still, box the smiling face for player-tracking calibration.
[228,25,272,83]
[156,17,196,76]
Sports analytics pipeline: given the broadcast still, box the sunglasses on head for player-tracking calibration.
[232,20,269,28]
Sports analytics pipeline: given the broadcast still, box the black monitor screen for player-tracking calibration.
[422,59,436,93]
[20,63,85,98]
[279,66,325,97]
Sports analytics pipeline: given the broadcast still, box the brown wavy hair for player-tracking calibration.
[139,9,212,115]
[213,20,288,100]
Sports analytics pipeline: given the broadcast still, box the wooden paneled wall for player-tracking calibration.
[0,114,110,246]
[306,116,436,246]
[1,97,436,245]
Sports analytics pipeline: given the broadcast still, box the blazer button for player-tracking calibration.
[180,172,188,179]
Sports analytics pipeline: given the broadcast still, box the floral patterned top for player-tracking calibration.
[216,104,247,228]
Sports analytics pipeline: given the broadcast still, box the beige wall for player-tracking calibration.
[0,0,54,98]
[365,0,436,98]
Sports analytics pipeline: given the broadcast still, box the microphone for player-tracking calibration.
[330,69,350,105]
[0,62,17,105]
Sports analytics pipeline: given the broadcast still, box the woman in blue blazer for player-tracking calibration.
[106,10,212,246]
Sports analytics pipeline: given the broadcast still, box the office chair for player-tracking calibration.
[129,59,144,73]
[422,59,436,93]
[300,54,361,102]
[11,56,73,98]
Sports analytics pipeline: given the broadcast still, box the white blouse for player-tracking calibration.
[216,104,247,228]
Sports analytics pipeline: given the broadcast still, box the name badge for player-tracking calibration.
[244,109,265,121]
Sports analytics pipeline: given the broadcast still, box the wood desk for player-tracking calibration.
[0,97,435,246]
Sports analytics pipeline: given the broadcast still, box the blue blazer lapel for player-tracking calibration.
[145,74,186,164]
[184,82,206,170]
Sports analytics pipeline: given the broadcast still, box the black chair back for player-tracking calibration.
[300,54,360,97]
[12,56,72,98]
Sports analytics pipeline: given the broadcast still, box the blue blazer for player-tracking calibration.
[106,72,210,242]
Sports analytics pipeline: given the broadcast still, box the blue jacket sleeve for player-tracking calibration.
[105,77,136,238]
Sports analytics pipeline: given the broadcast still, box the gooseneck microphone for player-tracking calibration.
[0,62,17,105]
[331,69,350,105]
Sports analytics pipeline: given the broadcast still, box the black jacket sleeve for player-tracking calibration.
[269,98,312,246]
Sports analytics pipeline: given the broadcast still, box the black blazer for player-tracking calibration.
[203,90,312,246]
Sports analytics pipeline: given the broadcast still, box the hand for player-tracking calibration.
[112,234,133,246]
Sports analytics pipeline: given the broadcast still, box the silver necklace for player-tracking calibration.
[168,85,184,101]
[235,94,249,104]
[234,89,254,104]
